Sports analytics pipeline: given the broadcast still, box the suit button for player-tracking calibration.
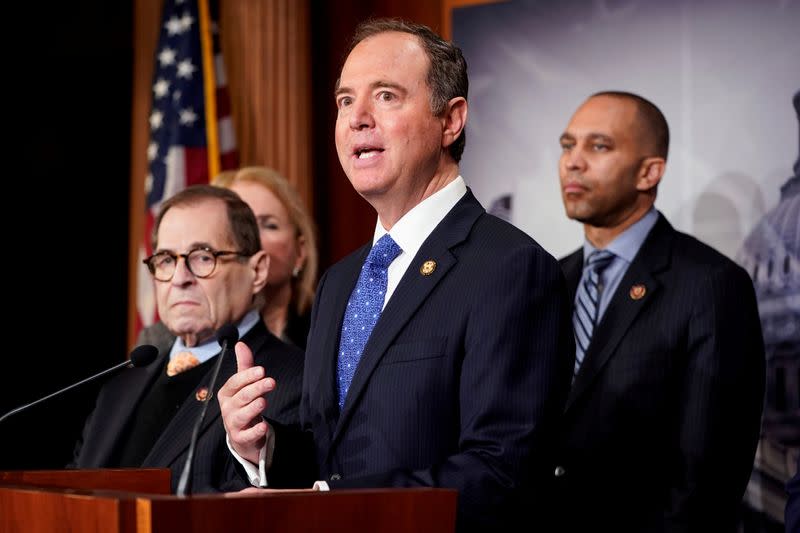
[554,466,566,477]
[330,473,341,481]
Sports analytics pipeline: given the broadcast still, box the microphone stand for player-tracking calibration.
[176,326,238,496]
[0,345,158,425]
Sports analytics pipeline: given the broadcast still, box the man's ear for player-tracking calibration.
[636,156,665,192]
[251,251,269,294]
[441,97,467,151]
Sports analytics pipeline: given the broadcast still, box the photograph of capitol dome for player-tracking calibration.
[737,92,800,530]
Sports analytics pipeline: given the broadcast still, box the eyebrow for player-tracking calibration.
[559,132,615,144]
[587,133,614,144]
[155,241,216,254]
[334,80,406,99]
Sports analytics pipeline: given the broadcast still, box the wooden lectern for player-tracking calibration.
[0,469,457,533]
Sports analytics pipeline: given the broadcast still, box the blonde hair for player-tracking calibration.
[213,167,318,315]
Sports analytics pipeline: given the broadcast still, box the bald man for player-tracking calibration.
[553,92,765,531]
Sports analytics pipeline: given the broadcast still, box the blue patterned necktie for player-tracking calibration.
[337,234,403,408]
[573,250,616,377]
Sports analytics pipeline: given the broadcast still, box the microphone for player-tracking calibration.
[176,323,239,496]
[0,345,159,425]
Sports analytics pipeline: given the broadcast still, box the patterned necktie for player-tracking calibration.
[166,351,199,376]
[573,250,615,377]
[337,234,403,409]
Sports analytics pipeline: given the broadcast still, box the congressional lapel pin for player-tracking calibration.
[629,284,646,300]
[420,260,437,276]
[195,387,210,402]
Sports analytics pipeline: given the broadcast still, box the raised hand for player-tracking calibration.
[218,341,276,465]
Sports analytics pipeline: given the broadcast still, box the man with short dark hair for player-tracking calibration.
[553,92,766,531]
[72,185,304,493]
[219,19,573,531]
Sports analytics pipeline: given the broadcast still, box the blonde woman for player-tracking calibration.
[214,167,317,348]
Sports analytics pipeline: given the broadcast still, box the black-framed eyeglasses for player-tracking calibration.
[143,247,250,282]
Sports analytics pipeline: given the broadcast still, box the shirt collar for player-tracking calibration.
[371,176,467,259]
[169,308,261,363]
[583,207,659,263]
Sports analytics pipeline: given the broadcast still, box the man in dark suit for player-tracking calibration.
[72,185,304,493]
[554,91,766,531]
[219,19,573,531]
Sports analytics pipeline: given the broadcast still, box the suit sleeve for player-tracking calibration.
[786,456,800,533]
[68,327,156,469]
[664,263,765,530]
[246,269,331,489]
[329,244,574,528]
[67,409,94,468]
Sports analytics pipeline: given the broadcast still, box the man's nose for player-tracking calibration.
[564,149,586,171]
[171,256,195,285]
[349,98,375,130]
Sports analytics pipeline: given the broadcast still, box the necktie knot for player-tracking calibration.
[366,234,402,269]
[585,249,615,275]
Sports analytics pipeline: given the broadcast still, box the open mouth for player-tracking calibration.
[353,145,384,159]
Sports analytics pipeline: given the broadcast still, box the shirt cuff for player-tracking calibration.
[313,481,330,491]
[225,420,275,487]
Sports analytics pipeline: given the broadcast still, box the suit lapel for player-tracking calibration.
[312,246,370,433]
[566,215,673,411]
[560,249,584,302]
[85,350,167,466]
[332,191,483,445]
[142,323,268,468]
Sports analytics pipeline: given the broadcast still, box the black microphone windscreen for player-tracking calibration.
[216,323,240,347]
[129,345,159,367]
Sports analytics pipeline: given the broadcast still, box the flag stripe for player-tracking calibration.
[136,0,237,332]
[217,116,237,153]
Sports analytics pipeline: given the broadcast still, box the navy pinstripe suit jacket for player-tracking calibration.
[72,319,303,493]
[554,214,765,532]
[296,190,574,531]
[787,456,800,533]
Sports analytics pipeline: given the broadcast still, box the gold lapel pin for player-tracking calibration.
[420,260,437,276]
[195,387,210,402]
[629,284,646,300]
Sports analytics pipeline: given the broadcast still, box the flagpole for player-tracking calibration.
[198,0,220,181]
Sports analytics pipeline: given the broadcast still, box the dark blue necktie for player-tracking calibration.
[573,250,615,377]
[337,234,402,409]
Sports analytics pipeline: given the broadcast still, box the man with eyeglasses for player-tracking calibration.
[71,185,306,493]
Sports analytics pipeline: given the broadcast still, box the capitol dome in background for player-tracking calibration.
[737,91,800,526]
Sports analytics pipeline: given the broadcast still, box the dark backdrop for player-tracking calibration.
[1,1,133,469]
[0,0,441,471]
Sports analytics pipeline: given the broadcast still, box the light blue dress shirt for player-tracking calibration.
[580,208,659,321]
[168,309,261,362]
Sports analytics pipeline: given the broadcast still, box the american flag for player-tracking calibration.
[136,0,237,332]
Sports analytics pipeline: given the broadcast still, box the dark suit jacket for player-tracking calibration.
[555,214,765,532]
[288,190,573,531]
[787,456,800,533]
[72,319,304,493]
[283,309,311,350]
